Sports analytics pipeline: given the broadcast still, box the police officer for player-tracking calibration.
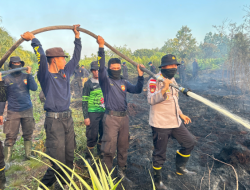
[82,61,105,164]
[21,24,82,189]
[148,54,196,189]
[97,36,145,180]
[122,62,128,80]
[0,57,37,170]
[0,77,6,189]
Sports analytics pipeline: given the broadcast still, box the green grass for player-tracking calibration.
[5,165,24,176]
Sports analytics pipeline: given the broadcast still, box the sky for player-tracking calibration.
[0,0,249,58]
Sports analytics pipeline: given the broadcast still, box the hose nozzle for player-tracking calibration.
[178,87,190,96]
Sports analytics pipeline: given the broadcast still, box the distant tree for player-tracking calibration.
[63,50,71,63]
[133,49,155,58]
[161,26,197,60]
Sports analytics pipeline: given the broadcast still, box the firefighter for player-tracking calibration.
[0,57,37,170]
[82,61,105,164]
[122,62,128,79]
[148,54,196,189]
[97,36,145,180]
[21,24,82,189]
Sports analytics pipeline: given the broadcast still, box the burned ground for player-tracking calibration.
[113,70,250,190]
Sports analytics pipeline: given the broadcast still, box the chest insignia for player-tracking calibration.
[110,83,114,86]
[23,79,27,85]
[121,85,126,91]
[9,83,13,85]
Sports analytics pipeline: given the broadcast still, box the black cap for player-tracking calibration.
[90,61,99,70]
[123,62,126,65]
[9,56,25,67]
[159,54,180,68]
[148,61,152,65]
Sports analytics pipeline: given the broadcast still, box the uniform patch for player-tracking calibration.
[23,79,27,85]
[63,74,66,78]
[121,85,125,91]
[149,79,156,93]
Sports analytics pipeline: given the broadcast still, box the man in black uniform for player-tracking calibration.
[0,74,6,189]
[97,36,145,180]
[22,24,82,189]
[149,61,156,74]
[0,57,37,170]
[82,61,105,164]
[122,62,128,79]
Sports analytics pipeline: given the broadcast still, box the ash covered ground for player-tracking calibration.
[112,70,250,190]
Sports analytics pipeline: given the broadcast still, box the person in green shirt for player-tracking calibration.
[82,61,105,164]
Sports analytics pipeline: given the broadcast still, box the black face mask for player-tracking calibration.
[10,64,22,74]
[108,69,121,80]
[161,68,177,79]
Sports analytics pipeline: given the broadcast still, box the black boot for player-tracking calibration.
[153,168,167,190]
[176,151,196,176]
[4,146,13,170]
[117,166,134,187]
[84,147,94,167]
[0,169,6,190]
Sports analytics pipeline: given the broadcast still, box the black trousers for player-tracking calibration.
[86,112,104,148]
[0,141,4,169]
[4,117,35,147]
[101,114,129,171]
[152,123,196,168]
[41,116,75,187]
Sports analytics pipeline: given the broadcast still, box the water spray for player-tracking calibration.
[0,25,249,129]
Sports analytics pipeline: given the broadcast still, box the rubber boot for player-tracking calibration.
[24,141,33,160]
[0,168,6,190]
[4,146,13,170]
[117,166,135,188]
[153,168,167,190]
[176,151,196,176]
[84,147,94,167]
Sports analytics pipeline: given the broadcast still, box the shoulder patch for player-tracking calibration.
[149,79,156,93]
[23,79,27,85]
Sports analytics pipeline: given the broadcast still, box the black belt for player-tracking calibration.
[105,110,127,117]
[46,110,71,119]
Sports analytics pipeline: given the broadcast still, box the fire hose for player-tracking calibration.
[0,25,249,131]
[0,25,190,95]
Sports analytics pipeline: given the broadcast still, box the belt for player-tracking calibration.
[105,110,127,117]
[46,110,71,119]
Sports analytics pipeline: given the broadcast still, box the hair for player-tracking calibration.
[108,58,121,68]
[47,57,54,65]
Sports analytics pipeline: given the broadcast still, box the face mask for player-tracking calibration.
[10,64,22,74]
[108,69,121,80]
[161,68,177,79]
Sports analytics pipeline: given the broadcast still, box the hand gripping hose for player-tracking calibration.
[0,25,189,95]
